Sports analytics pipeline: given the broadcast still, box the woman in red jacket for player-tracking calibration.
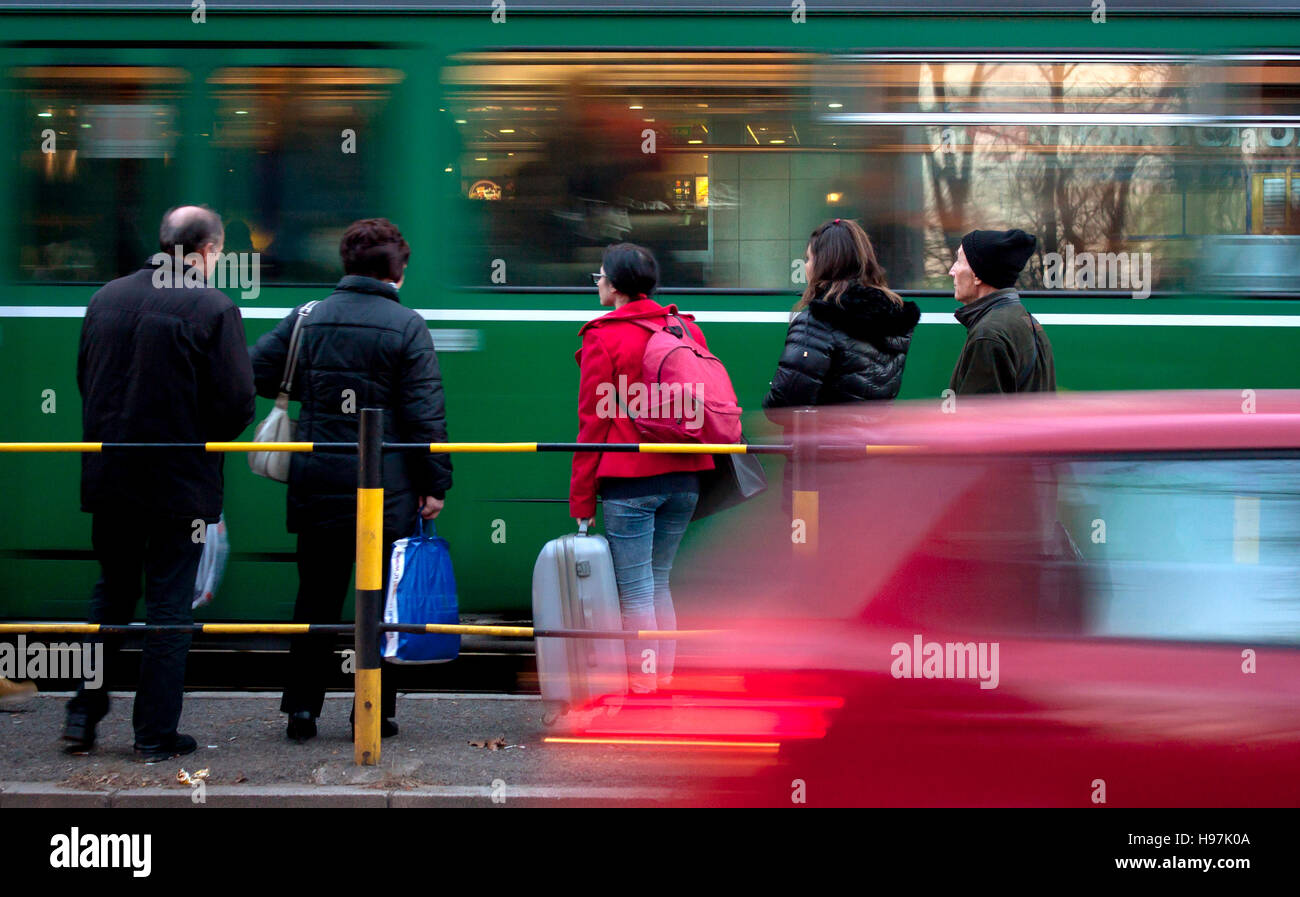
[569,243,714,694]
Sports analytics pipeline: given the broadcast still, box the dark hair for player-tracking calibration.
[340,218,411,282]
[601,242,659,299]
[796,218,901,311]
[159,205,223,255]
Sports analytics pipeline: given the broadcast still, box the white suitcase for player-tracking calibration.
[532,522,628,723]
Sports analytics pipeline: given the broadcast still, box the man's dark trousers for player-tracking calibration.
[68,510,203,744]
[281,526,399,720]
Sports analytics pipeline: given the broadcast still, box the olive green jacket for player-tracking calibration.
[949,289,1056,395]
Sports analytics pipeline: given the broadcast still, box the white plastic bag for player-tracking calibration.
[193,515,230,610]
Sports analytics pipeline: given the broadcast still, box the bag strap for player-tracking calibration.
[626,313,688,338]
[1016,314,1043,391]
[414,511,435,539]
[610,315,665,422]
[618,313,694,416]
[279,300,321,396]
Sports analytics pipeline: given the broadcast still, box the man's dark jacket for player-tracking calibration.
[949,288,1056,395]
[249,275,452,535]
[78,263,257,520]
[762,284,921,410]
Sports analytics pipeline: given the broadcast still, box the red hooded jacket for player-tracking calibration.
[569,298,716,519]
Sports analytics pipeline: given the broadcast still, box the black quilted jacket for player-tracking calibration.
[250,275,452,534]
[79,263,256,521]
[763,284,921,412]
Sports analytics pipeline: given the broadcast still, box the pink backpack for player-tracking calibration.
[624,314,743,444]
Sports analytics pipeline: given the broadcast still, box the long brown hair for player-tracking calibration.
[795,218,902,312]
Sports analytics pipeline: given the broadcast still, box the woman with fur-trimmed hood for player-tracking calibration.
[763,218,921,499]
[764,218,920,410]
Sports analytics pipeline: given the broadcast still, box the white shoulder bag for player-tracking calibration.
[248,301,319,482]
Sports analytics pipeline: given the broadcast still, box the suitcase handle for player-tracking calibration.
[559,537,600,671]
[577,519,590,536]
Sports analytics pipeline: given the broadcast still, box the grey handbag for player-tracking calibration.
[248,301,319,482]
[692,441,768,520]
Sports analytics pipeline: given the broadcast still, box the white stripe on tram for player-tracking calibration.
[3,306,1300,327]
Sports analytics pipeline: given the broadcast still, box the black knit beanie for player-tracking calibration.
[960,229,1037,289]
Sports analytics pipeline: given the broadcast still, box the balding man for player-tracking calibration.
[65,205,256,762]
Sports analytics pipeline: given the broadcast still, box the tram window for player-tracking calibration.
[446,53,1300,294]
[13,66,186,282]
[444,51,821,290]
[1057,458,1300,645]
[1249,171,1300,233]
[210,67,402,284]
[826,57,1300,295]
[822,58,1203,294]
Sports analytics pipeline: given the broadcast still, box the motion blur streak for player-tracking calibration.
[543,392,1300,807]
[544,738,780,751]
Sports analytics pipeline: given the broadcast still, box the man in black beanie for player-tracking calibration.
[947,229,1056,394]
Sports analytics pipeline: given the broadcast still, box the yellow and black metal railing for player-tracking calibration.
[0,622,723,638]
[0,441,794,454]
[0,408,913,763]
[0,411,823,766]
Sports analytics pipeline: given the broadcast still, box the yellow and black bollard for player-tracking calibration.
[354,407,384,765]
[791,408,819,556]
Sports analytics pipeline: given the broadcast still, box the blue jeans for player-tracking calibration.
[602,491,697,692]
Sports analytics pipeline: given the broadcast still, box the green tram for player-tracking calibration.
[2,0,1300,627]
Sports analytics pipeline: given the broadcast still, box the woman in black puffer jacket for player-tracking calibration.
[250,218,453,743]
[763,218,921,498]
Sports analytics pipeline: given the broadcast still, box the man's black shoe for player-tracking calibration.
[134,733,198,764]
[62,704,109,755]
[286,711,318,743]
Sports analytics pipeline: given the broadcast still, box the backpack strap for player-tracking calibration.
[1016,314,1043,392]
[612,313,691,421]
[624,312,692,337]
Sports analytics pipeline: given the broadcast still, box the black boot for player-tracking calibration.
[62,700,110,755]
[134,733,198,764]
[286,711,318,743]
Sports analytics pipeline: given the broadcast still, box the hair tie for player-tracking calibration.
[833,218,841,225]
[637,292,648,301]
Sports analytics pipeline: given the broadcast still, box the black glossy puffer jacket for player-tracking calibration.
[762,284,921,411]
[250,275,452,535]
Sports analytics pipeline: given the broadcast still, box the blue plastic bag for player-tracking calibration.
[382,516,460,664]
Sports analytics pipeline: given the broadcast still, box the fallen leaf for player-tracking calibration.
[176,768,209,786]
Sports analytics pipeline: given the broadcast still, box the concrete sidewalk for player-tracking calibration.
[0,692,691,807]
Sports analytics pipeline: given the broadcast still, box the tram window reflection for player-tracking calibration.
[14,66,185,283]
[447,53,1300,295]
[444,51,819,290]
[210,66,402,284]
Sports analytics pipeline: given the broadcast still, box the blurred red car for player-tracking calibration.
[556,391,1300,807]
